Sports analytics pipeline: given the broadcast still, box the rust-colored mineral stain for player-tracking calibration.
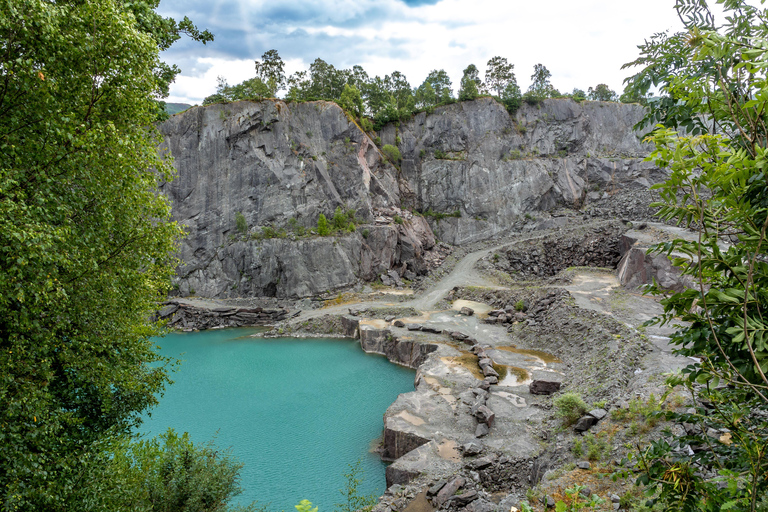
[499,365,531,386]
[403,490,435,512]
[443,352,484,380]
[437,439,462,462]
[496,345,562,364]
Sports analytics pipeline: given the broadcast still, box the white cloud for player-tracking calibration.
[163,0,692,104]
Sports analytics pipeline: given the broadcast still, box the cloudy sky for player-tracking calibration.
[157,0,691,105]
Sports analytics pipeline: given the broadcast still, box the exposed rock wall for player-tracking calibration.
[159,100,435,298]
[385,98,665,244]
[485,220,629,278]
[159,98,661,298]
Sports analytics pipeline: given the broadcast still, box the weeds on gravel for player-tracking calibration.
[572,433,610,462]
[610,394,663,430]
[555,484,605,511]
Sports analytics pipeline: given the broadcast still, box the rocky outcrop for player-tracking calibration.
[616,224,697,292]
[159,98,661,298]
[159,100,437,298]
[487,220,629,278]
[385,98,665,244]
[358,321,438,368]
[158,300,296,330]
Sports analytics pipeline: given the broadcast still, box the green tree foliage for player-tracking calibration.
[525,63,557,102]
[203,76,271,105]
[0,0,223,508]
[79,430,256,511]
[254,49,286,97]
[524,64,562,104]
[570,88,587,102]
[235,212,249,235]
[586,83,618,102]
[339,84,364,118]
[624,1,768,510]
[334,459,377,512]
[458,64,482,101]
[415,69,453,109]
[381,144,402,164]
[485,56,515,97]
[501,81,523,113]
[317,214,331,236]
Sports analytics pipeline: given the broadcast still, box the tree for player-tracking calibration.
[384,71,414,113]
[525,63,557,102]
[485,56,515,96]
[0,0,214,508]
[570,88,587,102]
[339,84,364,118]
[623,1,768,510]
[418,69,453,107]
[458,64,482,101]
[286,70,311,101]
[203,76,271,105]
[76,429,255,511]
[586,83,618,102]
[500,81,522,113]
[254,49,286,97]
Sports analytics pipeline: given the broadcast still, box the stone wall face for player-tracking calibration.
[159,98,661,298]
[389,98,665,245]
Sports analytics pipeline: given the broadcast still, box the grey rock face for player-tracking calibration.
[388,98,662,244]
[159,98,660,298]
[159,100,432,298]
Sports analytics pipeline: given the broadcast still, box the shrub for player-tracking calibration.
[317,214,330,236]
[393,215,404,225]
[514,300,525,312]
[235,211,248,235]
[554,392,588,425]
[360,118,374,132]
[381,144,401,163]
[361,229,369,239]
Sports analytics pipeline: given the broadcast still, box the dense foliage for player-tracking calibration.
[203,52,625,128]
[623,1,768,510]
[0,0,249,510]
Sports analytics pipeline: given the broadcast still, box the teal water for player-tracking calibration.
[139,329,415,511]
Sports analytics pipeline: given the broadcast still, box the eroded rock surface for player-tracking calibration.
[159,98,664,299]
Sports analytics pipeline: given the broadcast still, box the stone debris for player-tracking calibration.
[159,301,295,330]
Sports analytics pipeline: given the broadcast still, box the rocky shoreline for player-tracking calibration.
[159,219,692,512]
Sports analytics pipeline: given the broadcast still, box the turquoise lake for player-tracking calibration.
[139,329,415,511]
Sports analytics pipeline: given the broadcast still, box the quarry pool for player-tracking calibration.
[139,329,415,510]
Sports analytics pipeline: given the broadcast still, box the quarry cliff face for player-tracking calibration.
[158,98,663,299]
[383,97,664,244]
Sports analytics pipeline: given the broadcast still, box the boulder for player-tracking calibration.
[474,405,496,426]
[460,307,475,316]
[588,408,608,421]
[529,380,561,395]
[475,423,490,438]
[574,416,598,432]
[434,477,465,507]
[462,441,484,456]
